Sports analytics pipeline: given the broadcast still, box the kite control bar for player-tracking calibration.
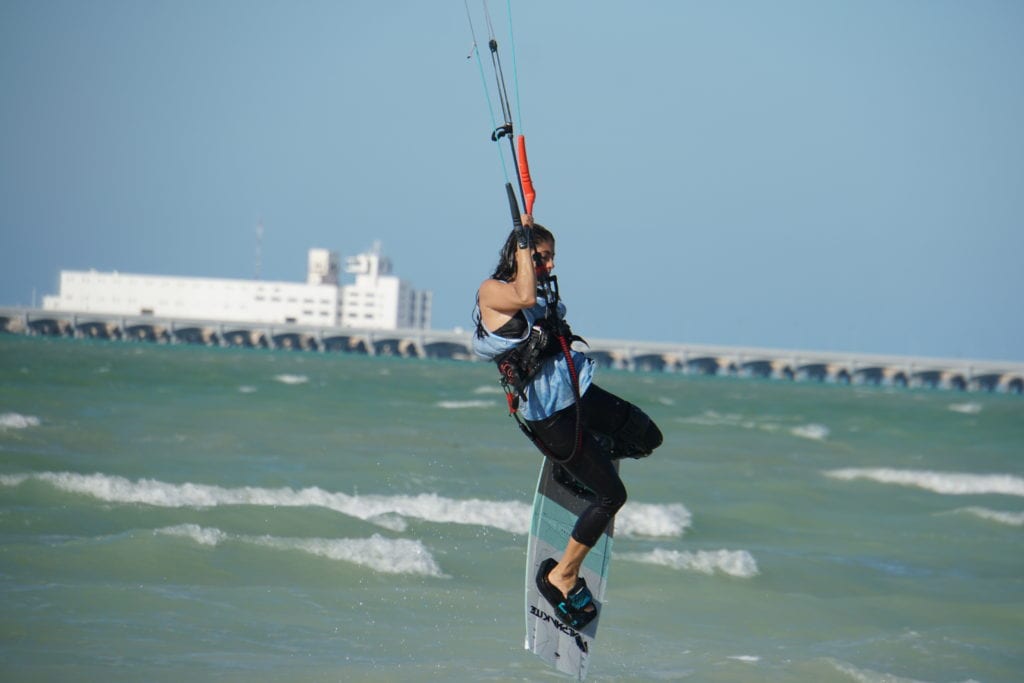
[506,182,528,249]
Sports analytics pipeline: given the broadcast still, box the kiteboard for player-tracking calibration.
[525,457,616,680]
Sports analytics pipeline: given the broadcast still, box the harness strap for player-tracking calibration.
[497,316,585,463]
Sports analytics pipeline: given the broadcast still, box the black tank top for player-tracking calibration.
[493,311,527,339]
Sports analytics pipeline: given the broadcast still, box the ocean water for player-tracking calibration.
[1,334,1021,683]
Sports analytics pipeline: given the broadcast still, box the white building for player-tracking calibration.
[340,242,431,330]
[42,245,432,330]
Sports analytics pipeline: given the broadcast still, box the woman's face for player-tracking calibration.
[533,240,555,278]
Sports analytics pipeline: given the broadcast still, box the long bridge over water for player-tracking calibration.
[2,306,1021,394]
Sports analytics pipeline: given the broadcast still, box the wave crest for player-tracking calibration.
[0,471,532,533]
[0,413,41,429]
[2,471,690,539]
[957,507,1024,526]
[825,468,1024,497]
[435,400,496,409]
[273,374,308,385]
[682,411,829,441]
[827,657,981,683]
[619,547,759,578]
[156,524,444,576]
[618,503,692,538]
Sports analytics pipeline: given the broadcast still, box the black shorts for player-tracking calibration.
[526,384,662,547]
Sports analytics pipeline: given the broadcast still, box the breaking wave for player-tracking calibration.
[435,400,496,409]
[955,507,1024,526]
[273,374,308,385]
[0,471,689,539]
[618,502,691,538]
[682,411,829,441]
[0,471,528,534]
[156,524,444,577]
[618,547,759,578]
[790,423,829,441]
[947,402,982,415]
[827,658,981,683]
[0,412,41,430]
[824,468,1024,497]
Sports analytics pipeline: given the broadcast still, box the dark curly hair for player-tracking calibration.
[488,224,554,281]
[473,224,555,338]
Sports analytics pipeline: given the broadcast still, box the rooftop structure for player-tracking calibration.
[341,242,431,330]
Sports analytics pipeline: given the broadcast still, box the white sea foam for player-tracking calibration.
[948,402,982,415]
[680,410,746,428]
[473,385,504,395]
[727,655,761,663]
[683,411,829,441]
[0,471,532,533]
[827,658,981,683]
[618,547,759,578]
[618,503,692,538]
[956,507,1024,526]
[825,468,1024,497]
[1,471,690,539]
[274,374,308,385]
[0,413,41,429]
[790,423,829,441]
[156,524,443,576]
[434,400,496,409]
[238,385,258,394]
[158,523,228,546]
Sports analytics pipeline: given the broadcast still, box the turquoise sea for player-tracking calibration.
[1,334,1021,682]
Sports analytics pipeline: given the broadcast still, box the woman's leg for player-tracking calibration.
[545,537,592,603]
[528,401,629,601]
[528,385,662,608]
[579,384,663,458]
[537,383,663,551]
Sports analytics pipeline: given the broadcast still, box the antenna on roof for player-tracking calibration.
[255,217,264,280]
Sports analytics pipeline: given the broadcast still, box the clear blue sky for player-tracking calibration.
[2,1,1021,361]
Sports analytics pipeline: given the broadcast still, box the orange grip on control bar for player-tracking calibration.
[516,135,536,215]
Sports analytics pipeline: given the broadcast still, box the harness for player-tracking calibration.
[495,316,569,405]
[494,275,586,463]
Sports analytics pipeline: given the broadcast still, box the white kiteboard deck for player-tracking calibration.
[525,458,617,680]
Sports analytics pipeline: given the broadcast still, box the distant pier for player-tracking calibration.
[2,306,1021,394]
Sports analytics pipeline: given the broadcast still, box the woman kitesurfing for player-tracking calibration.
[466,2,664,638]
[472,217,664,628]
